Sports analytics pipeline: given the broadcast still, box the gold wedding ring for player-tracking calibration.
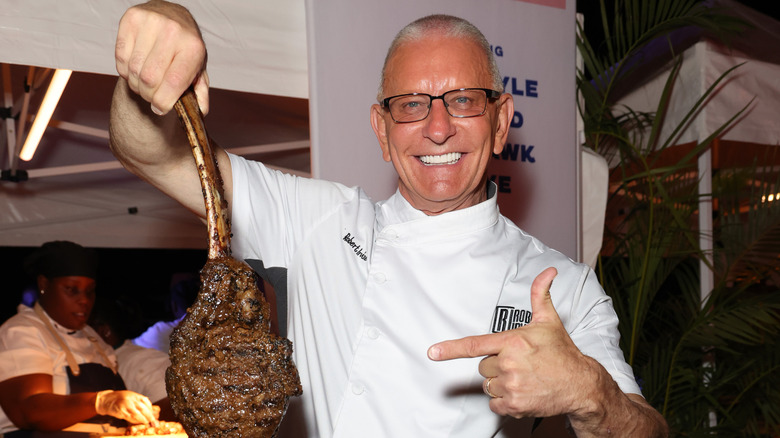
[483,376,499,398]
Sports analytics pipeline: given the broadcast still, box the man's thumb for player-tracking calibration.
[529,267,559,322]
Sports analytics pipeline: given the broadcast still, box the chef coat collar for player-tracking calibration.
[375,181,500,242]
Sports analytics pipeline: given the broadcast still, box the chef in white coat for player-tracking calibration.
[0,241,159,437]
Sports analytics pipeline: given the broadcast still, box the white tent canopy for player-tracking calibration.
[0,0,309,97]
[616,0,780,147]
[0,1,311,249]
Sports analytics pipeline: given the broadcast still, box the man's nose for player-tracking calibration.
[422,99,456,144]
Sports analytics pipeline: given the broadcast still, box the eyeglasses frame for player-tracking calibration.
[380,87,501,123]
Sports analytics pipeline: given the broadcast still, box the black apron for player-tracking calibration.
[66,362,128,427]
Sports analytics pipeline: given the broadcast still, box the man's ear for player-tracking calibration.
[493,94,514,155]
[370,104,392,162]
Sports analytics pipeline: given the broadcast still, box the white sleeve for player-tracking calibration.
[228,153,361,269]
[0,323,55,379]
[565,266,642,396]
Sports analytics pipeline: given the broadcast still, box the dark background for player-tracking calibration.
[576,0,780,51]
[0,246,207,330]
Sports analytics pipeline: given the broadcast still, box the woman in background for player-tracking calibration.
[0,241,158,437]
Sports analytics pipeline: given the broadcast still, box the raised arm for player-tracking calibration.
[109,0,232,218]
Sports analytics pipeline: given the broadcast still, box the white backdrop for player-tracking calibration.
[306,0,579,259]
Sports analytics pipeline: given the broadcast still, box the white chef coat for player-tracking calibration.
[0,304,118,434]
[229,154,640,438]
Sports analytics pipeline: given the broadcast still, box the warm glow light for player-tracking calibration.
[19,69,72,161]
[769,194,776,202]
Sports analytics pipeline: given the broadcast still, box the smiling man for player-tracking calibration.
[370,31,512,215]
[109,2,667,437]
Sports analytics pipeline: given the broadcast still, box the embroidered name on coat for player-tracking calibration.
[343,232,368,261]
[491,306,532,333]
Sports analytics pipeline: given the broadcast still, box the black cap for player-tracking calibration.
[24,241,98,279]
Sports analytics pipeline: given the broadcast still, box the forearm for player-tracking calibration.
[18,392,98,431]
[109,78,191,182]
[568,357,668,437]
[109,78,209,217]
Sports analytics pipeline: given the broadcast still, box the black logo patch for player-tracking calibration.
[491,306,532,333]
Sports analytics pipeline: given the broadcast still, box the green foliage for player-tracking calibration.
[577,1,780,435]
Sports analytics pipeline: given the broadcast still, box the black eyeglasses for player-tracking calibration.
[381,88,501,123]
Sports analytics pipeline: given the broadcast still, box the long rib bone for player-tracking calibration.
[173,88,229,259]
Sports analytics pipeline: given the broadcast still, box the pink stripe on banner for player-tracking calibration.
[515,0,565,9]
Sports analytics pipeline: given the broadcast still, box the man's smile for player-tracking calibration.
[418,152,462,165]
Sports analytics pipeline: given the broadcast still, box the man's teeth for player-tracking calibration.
[419,152,462,165]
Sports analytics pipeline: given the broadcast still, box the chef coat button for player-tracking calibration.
[367,327,380,339]
[351,383,365,395]
[372,272,386,283]
[384,229,399,240]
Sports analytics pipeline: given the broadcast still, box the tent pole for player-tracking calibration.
[698,142,715,428]
[698,148,714,308]
[2,64,17,171]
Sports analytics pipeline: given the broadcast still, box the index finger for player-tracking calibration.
[428,331,510,361]
[115,6,144,79]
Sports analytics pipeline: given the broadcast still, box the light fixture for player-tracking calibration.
[19,68,72,161]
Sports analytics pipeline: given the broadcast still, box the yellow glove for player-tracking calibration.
[95,390,158,425]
